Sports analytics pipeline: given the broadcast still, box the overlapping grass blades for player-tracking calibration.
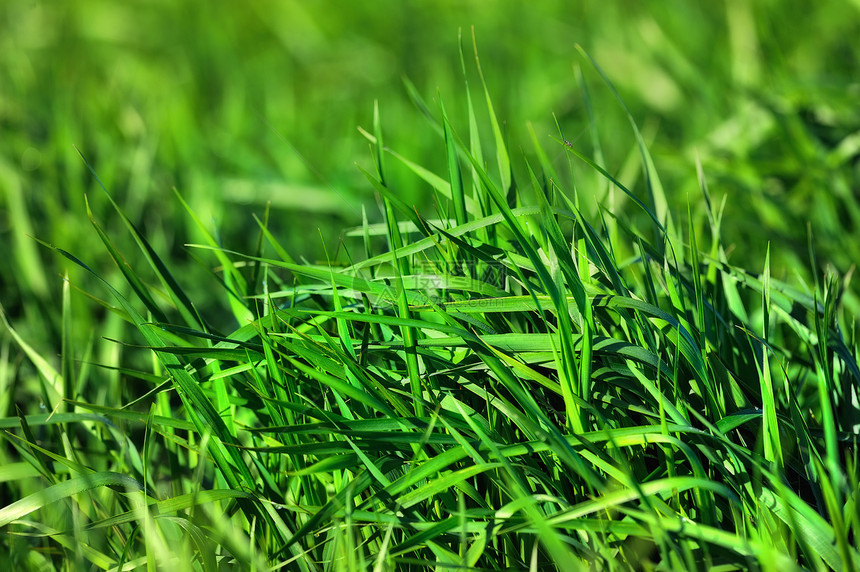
[2,47,859,571]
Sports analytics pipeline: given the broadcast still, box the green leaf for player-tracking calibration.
[0,472,143,527]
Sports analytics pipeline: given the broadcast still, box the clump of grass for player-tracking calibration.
[2,39,859,571]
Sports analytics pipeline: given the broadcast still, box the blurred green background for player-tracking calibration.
[2,0,859,398]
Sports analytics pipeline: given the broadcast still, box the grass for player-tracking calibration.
[3,2,860,570]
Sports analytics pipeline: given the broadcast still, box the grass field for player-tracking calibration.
[2,1,860,570]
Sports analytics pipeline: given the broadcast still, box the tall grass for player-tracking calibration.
[1,34,858,570]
